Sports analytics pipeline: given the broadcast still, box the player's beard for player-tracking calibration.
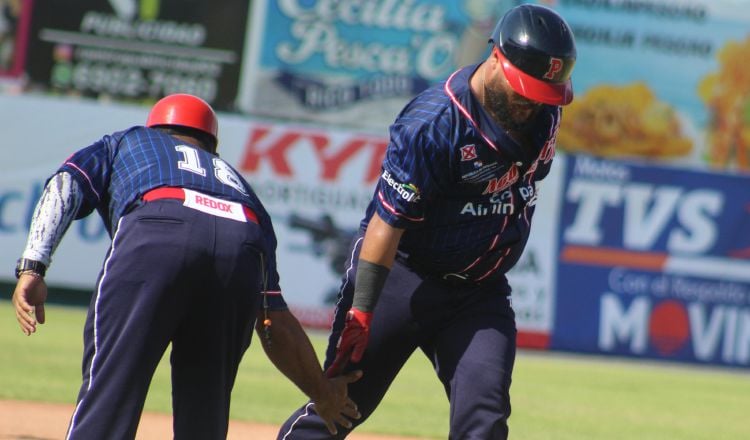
[483,82,541,133]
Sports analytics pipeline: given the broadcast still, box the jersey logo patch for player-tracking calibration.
[460,144,478,161]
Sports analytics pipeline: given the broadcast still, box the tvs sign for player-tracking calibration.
[553,156,750,367]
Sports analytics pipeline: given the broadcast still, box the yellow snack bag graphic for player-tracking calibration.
[558,83,692,159]
[699,36,750,171]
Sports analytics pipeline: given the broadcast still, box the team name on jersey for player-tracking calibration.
[482,165,519,194]
[381,170,421,202]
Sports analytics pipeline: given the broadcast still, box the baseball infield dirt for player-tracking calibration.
[0,400,423,440]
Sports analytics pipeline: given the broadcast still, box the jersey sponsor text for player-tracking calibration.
[460,201,514,216]
[183,189,247,222]
[381,169,420,202]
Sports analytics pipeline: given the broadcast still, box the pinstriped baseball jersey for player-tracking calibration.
[57,126,285,305]
[363,64,561,284]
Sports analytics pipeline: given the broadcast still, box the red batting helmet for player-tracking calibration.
[489,4,577,105]
[146,93,218,141]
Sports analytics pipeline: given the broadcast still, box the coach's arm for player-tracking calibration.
[256,309,362,435]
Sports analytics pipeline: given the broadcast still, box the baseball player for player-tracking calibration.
[11,94,361,439]
[278,5,576,439]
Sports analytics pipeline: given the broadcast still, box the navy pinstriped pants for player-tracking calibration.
[279,237,517,440]
[66,200,263,440]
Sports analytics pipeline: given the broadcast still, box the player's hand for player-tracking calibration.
[12,273,48,336]
[312,369,363,435]
[326,307,373,378]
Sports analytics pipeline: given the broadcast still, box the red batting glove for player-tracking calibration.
[326,307,373,378]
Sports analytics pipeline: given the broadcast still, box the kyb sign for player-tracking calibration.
[239,124,387,184]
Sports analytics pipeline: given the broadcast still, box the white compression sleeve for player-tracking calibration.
[21,172,83,268]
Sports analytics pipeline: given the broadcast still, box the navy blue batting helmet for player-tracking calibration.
[489,4,577,105]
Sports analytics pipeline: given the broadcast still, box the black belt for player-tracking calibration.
[434,272,481,288]
[395,253,480,287]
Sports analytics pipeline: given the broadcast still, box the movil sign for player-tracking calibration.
[563,157,750,366]
[599,289,750,365]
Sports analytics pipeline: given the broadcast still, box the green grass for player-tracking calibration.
[0,301,448,438]
[511,353,750,440]
[2,301,749,439]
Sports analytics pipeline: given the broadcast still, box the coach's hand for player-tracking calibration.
[327,307,373,378]
[12,273,48,336]
[313,369,363,435]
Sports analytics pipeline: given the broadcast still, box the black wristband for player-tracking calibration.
[352,260,390,313]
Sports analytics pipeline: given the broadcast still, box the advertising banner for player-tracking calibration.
[552,155,750,367]
[0,94,143,289]
[23,0,249,110]
[553,0,750,173]
[230,120,561,336]
[233,121,385,309]
[237,0,514,132]
[238,0,750,174]
[0,94,559,339]
[0,0,32,78]
[506,157,563,349]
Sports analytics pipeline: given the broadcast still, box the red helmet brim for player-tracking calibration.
[495,47,574,106]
